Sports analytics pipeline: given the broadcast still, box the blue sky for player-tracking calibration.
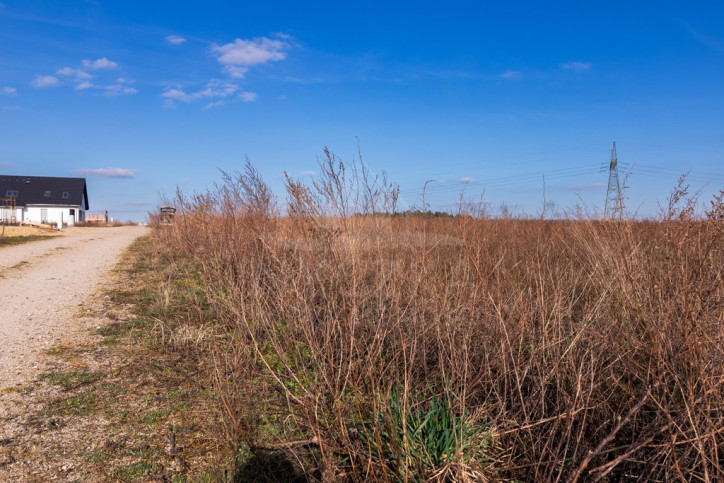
[1,1,723,221]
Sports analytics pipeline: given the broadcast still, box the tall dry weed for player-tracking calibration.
[149,153,724,481]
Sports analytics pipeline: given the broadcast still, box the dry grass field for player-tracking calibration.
[0,226,60,237]
[140,156,723,481]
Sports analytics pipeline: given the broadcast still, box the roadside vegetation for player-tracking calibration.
[0,234,56,247]
[133,150,724,481]
[0,237,228,481]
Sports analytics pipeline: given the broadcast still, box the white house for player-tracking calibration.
[0,175,89,226]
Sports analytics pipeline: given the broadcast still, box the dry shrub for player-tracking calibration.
[150,155,724,481]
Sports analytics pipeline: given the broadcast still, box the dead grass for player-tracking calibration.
[141,155,724,481]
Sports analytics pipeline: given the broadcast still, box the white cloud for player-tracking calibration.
[560,61,591,71]
[225,66,249,79]
[31,75,59,88]
[212,36,292,77]
[102,78,137,96]
[202,101,225,110]
[161,88,189,103]
[161,80,238,106]
[459,177,475,183]
[105,84,138,96]
[1,86,17,96]
[239,91,258,102]
[271,32,294,41]
[75,81,94,90]
[0,161,13,167]
[76,167,138,178]
[500,70,522,80]
[82,57,118,70]
[165,34,187,45]
[56,67,92,79]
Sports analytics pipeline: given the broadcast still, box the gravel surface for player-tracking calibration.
[0,226,148,389]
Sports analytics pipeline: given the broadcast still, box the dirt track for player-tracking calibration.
[0,226,148,389]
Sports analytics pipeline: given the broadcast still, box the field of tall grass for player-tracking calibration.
[148,152,723,481]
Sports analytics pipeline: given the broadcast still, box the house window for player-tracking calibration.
[5,190,18,197]
[44,190,51,197]
[62,192,69,199]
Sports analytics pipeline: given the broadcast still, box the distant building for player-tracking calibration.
[0,175,89,226]
[86,211,109,223]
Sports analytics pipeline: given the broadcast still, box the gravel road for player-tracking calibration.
[0,226,148,388]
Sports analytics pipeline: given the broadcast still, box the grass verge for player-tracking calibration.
[0,234,55,247]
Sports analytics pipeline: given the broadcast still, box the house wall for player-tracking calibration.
[24,206,84,226]
[1,207,24,223]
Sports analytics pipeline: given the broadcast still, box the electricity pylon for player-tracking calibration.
[604,142,624,219]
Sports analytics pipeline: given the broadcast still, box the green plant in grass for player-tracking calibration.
[112,460,157,481]
[356,389,491,481]
[43,370,104,389]
[141,408,170,425]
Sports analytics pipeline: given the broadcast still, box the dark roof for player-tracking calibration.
[0,175,89,210]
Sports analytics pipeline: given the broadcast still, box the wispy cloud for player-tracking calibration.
[682,22,724,53]
[36,60,133,93]
[1,86,17,96]
[0,161,13,167]
[127,200,150,206]
[500,70,522,80]
[76,167,138,178]
[563,183,603,191]
[75,81,94,90]
[104,78,137,96]
[212,35,293,78]
[56,67,92,79]
[202,101,225,110]
[105,85,138,96]
[239,91,258,102]
[165,34,187,45]
[459,177,475,183]
[82,57,118,70]
[161,79,238,107]
[31,75,59,88]
[560,61,591,71]
[286,170,316,178]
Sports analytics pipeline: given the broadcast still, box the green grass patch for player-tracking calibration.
[0,234,55,247]
[43,370,104,389]
[87,450,111,464]
[53,393,100,416]
[141,408,171,425]
[104,289,136,304]
[45,345,78,361]
[100,334,121,345]
[112,460,158,481]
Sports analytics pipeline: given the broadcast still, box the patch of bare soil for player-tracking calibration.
[0,233,224,481]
